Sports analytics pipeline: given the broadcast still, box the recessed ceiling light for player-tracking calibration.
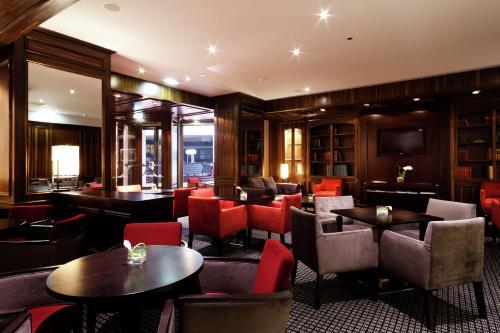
[133,112,144,121]
[163,77,179,86]
[258,77,266,82]
[304,86,311,92]
[82,114,87,117]
[39,99,44,103]
[318,9,331,21]
[413,97,420,101]
[69,89,75,95]
[363,103,370,107]
[347,37,353,40]
[208,45,218,55]
[185,76,191,82]
[320,108,326,112]
[291,47,302,57]
[200,73,207,77]
[103,3,121,12]
[113,92,122,98]
[472,90,481,95]
[138,67,145,75]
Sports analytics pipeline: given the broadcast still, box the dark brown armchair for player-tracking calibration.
[0,214,85,274]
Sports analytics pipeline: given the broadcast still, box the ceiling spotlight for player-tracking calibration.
[138,67,145,75]
[363,103,370,107]
[200,73,207,77]
[318,9,331,21]
[82,114,87,117]
[258,77,266,82]
[291,47,302,57]
[413,97,420,101]
[185,76,191,82]
[208,45,218,55]
[347,37,353,40]
[472,90,481,95]
[163,77,179,86]
[304,86,311,92]
[320,108,326,112]
[69,89,75,95]
[103,3,121,12]
[39,99,44,103]
[133,112,144,121]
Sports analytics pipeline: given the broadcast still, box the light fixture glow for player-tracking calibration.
[363,103,370,107]
[39,99,44,103]
[185,76,191,82]
[472,90,481,95]
[113,92,122,98]
[82,114,87,117]
[318,9,331,21]
[413,97,420,101]
[69,89,75,95]
[320,108,326,112]
[103,3,121,12]
[163,77,179,86]
[304,86,311,92]
[280,163,289,181]
[138,67,145,74]
[133,112,144,121]
[208,45,218,55]
[52,145,79,177]
[291,47,302,57]
[200,73,207,77]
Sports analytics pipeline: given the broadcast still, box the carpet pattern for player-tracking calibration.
[92,231,500,333]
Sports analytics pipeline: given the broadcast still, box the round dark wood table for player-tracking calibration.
[46,245,204,332]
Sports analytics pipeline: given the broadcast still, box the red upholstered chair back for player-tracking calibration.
[188,197,220,236]
[174,188,192,218]
[124,222,182,246]
[253,239,295,294]
[191,188,215,198]
[481,181,500,197]
[187,177,201,188]
[85,182,104,189]
[8,205,53,224]
[281,193,302,231]
[49,214,85,241]
[321,178,342,191]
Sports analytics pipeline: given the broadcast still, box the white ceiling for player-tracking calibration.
[28,62,102,126]
[41,0,500,100]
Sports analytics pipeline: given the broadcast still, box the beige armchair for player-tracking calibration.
[380,217,486,330]
[314,195,371,230]
[291,207,379,308]
[396,198,476,239]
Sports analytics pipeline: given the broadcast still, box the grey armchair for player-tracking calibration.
[396,198,476,239]
[290,207,379,308]
[314,195,371,230]
[157,257,293,333]
[380,217,486,330]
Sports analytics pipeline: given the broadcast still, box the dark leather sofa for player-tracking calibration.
[240,176,300,197]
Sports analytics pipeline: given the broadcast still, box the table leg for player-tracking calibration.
[120,306,141,333]
[419,221,429,241]
[86,304,96,333]
[335,215,343,232]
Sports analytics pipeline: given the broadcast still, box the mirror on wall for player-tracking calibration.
[27,62,102,193]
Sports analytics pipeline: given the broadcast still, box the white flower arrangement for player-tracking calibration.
[397,165,413,181]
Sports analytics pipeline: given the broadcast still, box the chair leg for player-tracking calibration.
[423,289,436,331]
[314,273,322,309]
[473,281,487,318]
[280,233,286,244]
[291,260,298,286]
[268,231,272,239]
[188,233,194,248]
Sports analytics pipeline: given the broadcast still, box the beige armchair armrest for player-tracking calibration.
[379,230,431,289]
[316,228,379,274]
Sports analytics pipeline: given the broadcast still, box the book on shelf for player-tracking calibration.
[333,164,349,177]
[333,150,343,162]
[496,149,500,160]
[456,166,472,179]
[458,148,469,161]
[486,148,493,160]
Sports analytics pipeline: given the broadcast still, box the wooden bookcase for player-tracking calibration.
[453,96,500,203]
[240,111,263,177]
[309,122,357,178]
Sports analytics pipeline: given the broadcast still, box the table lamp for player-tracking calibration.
[280,163,289,182]
[52,145,80,190]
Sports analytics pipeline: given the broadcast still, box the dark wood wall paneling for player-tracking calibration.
[28,122,102,181]
[0,28,114,204]
[0,59,11,196]
[0,0,77,47]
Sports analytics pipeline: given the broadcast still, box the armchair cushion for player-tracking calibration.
[276,183,300,195]
[426,198,476,220]
[190,188,215,198]
[247,205,284,234]
[49,214,85,241]
[262,177,278,194]
[173,188,192,218]
[124,222,182,246]
[315,196,355,224]
[8,205,53,224]
[247,178,266,189]
[197,258,259,294]
[253,239,294,294]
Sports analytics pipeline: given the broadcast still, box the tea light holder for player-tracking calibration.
[124,240,147,265]
[376,205,392,216]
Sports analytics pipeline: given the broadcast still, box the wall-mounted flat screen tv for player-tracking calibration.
[378,128,425,156]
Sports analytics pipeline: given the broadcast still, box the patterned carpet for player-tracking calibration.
[92,230,500,333]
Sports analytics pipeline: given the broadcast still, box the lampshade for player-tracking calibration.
[280,163,289,180]
[296,163,303,175]
[52,145,80,176]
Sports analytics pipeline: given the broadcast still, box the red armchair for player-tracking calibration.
[480,181,500,215]
[174,188,193,218]
[191,188,215,197]
[247,193,302,244]
[124,222,183,247]
[187,177,201,188]
[8,205,53,224]
[312,178,342,197]
[188,197,247,255]
[491,200,500,242]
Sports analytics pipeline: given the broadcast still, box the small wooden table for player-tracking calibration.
[46,245,204,332]
[301,196,315,211]
[213,194,274,205]
[331,207,442,240]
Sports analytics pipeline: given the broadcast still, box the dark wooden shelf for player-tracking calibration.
[458,160,492,163]
[311,134,330,138]
[311,161,330,164]
[311,147,329,150]
[457,125,491,129]
[333,146,355,149]
[333,161,355,163]
[458,142,492,145]
[332,133,355,136]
